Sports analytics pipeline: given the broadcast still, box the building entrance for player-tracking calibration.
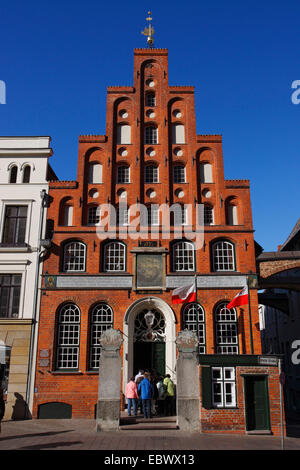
[133,308,166,377]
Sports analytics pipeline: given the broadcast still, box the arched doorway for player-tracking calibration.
[133,308,166,377]
[123,297,176,392]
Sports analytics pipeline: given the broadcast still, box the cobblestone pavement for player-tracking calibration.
[0,418,300,451]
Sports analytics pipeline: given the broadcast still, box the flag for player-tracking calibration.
[227,286,249,309]
[172,282,196,304]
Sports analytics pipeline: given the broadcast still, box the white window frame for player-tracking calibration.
[117,124,131,145]
[212,367,236,408]
[215,302,239,355]
[173,165,186,184]
[182,303,206,354]
[0,200,33,247]
[117,166,130,184]
[212,240,235,272]
[145,165,159,183]
[145,126,158,145]
[117,206,129,226]
[63,241,86,272]
[204,205,214,225]
[104,242,126,272]
[56,303,81,370]
[89,303,114,370]
[173,241,195,272]
[88,206,100,226]
[148,205,160,226]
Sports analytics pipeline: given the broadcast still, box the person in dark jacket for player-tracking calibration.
[137,372,154,419]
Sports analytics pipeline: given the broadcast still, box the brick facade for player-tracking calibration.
[32,48,282,434]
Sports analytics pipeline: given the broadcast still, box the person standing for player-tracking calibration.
[125,377,138,417]
[163,374,175,416]
[156,376,166,415]
[137,372,154,419]
[135,372,144,415]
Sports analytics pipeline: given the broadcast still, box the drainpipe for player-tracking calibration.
[25,189,48,418]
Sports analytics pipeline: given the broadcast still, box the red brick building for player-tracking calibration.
[33,48,283,434]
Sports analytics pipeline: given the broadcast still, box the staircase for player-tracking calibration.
[120,413,178,431]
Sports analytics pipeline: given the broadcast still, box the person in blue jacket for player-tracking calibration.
[137,372,154,419]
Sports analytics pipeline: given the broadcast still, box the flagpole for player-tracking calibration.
[247,276,254,354]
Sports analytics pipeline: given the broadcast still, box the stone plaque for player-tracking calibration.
[136,253,163,289]
[39,359,49,367]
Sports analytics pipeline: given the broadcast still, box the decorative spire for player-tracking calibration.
[141,11,154,48]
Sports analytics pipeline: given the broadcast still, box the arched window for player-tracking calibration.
[56,303,81,370]
[145,126,158,145]
[200,162,213,183]
[173,241,195,272]
[172,124,185,144]
[88,163,102,184]
[63,241,86,272]
[117,165,130,184]
[225,200,238,225]
[212,240,235,271]
[214,301,238,354]
[88,206,100,225]
[22,165,31,183]
[89,303,113,370]
[146,92,156,107]
[117,124,131,144]
[9,166,18,184]
[103,241,126,272]
[59,198,74,226]
[182,303,206,354]
[145,164,159,183]
[173,165,186,183]
[204,204,214,225]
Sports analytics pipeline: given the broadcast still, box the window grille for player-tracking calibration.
[182,303,206,354]
[145,127,158,145]
[212,367,236,407]
[88,206,100,225]
[173,241,194,271]
[89,303,113,369]
[63,242,86,272]
[0,274,21,318]
[146,93,156,107]
[204,205,214,225]
[173,165,186,184]
[104,242,126,271]
[145,165,159,183]
[117,166,130,184]
[56,303,81,370]
[2,206,28,245]
[212,241,235,271]
[215,302,238,354]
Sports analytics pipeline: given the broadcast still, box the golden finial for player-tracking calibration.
[141,10,154,48]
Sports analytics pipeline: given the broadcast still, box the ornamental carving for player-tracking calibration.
[176,329,199,352]
[99,328,123,350]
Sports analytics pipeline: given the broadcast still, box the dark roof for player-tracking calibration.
[281,218,300,251]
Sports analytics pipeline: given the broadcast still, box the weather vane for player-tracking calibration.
[141,11,154,48]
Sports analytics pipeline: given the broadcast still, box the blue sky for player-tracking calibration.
[0,0,299,251]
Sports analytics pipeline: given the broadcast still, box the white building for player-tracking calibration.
[0,136,55,419]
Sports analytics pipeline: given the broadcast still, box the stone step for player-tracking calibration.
[120,416,178,431]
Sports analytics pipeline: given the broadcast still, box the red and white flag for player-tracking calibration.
[227,286,249,309]
[172,282,196,304]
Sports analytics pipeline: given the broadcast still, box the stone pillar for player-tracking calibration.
[96,329,123,432]
[175,330,200,432]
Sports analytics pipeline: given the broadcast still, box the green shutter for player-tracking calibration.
[201,366,212,409]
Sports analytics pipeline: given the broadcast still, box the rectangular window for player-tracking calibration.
[0,274,22,318]
[148,206,159,226]
[117,166,130,184]
[117,207,129,226]
[2,206,28,245]
[212,367,236,408]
